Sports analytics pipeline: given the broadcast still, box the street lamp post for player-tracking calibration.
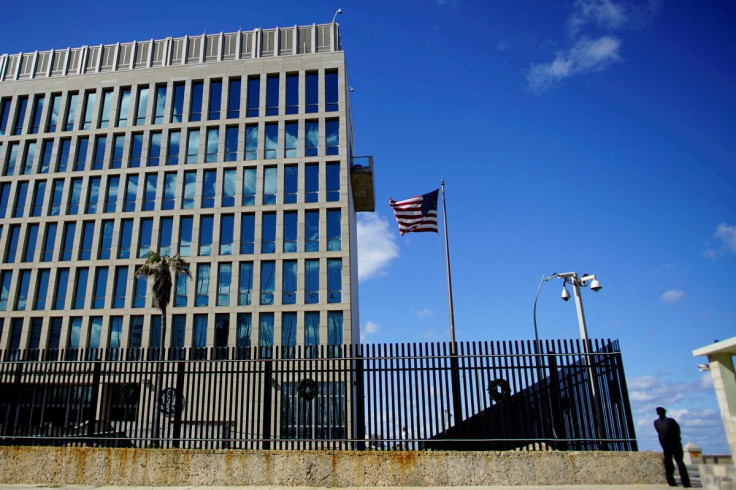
[557,272,600,351]
[534,271,606,447]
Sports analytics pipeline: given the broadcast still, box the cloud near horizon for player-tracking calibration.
[527,36,622,92]
[361,320,380,342]
[629,374,727,453]
[357,213,399,281]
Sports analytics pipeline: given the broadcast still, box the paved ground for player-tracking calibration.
[0,485,684,490]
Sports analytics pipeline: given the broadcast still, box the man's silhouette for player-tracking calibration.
[654,407,691,487]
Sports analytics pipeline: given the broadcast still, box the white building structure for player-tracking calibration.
[693,337,736,488]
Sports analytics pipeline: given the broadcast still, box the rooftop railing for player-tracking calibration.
[0,23,341,83]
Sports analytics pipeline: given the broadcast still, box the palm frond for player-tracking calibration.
[137,251,191,312]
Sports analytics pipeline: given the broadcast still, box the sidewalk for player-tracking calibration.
[0,485,682,490]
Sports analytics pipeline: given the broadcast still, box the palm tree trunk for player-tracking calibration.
[160,306,167,361]
[152,307,167,445]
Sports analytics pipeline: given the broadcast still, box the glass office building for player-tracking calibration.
[0,24,374,358]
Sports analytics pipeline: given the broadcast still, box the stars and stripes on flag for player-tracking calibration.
[389,189,439,235]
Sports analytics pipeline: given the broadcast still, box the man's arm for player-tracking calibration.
[671,419,681,439]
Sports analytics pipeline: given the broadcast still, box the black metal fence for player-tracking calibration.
[0,339,636,451]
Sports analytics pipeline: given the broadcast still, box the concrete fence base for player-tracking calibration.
[0,447,665,487]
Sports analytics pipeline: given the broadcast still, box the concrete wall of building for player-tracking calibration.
[709,353,736,460]
[699,463,736,490]
[693,338,736,462]
[0,446,665,486]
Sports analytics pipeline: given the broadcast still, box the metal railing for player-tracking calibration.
[0,339,636,451]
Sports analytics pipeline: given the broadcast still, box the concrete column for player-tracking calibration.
[708,352,736,461]
[683,442,703,464]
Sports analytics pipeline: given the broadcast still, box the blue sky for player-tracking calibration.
[3,0,734,453]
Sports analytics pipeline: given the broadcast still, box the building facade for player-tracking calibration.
[0,24,374,360]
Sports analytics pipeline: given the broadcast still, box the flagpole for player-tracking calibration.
[441,180,457,353]
[441,180,463,432]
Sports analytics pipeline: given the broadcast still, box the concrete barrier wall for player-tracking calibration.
[0,447,665,487]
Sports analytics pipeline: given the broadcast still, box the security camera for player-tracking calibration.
[561,288,570,301]
[697,364,710,372]
[590,279,602,292]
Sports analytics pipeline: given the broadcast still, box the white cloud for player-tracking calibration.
[568,0,661,34]
[361,320,380,342]
[527,0,660,92]
[715,223,736,253]
[569,0,628,34]
[527,36,622,92]
[660,289,685,304]
[629,375,689,405]
[416,307,434,318]
[706,222,736,258]
[357,213,399,281]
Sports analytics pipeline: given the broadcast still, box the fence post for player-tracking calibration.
[4,361,24,438]
[172,359,185,448]
[547,352,568,450]
[261,357,273,449]
[450,355,463,442]
[354,344,366,450]
[613,344,638,451]
[87,358,102,442]
[588,340,606,450]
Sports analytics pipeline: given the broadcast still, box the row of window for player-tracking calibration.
[0,118,340,176]
[0,71,340,137]
[1,207,343,267]
[0,256,343,313]
[0,310,345,355]
[0,163,341,219]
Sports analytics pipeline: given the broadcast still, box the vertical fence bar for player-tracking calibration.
[368,344,382,449]
[418,343,430,445]
[243,348,251,449]
[408,342,418,450]
[172,358,185,447]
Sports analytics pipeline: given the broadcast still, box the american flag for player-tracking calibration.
[389,189,439,235]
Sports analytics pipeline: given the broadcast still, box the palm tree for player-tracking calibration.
[136,251,191,360]
[136,252,190,445]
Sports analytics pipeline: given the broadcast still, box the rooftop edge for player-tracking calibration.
[0,23,341,84]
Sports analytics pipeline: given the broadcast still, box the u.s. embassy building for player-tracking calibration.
[0,22,375,355]
[0,23,375,445]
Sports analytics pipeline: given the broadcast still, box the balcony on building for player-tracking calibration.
[350,156,375,212]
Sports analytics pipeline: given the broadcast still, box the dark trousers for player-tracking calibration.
[663,445,690,487]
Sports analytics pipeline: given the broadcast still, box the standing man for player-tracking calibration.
[654,407,691,487]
